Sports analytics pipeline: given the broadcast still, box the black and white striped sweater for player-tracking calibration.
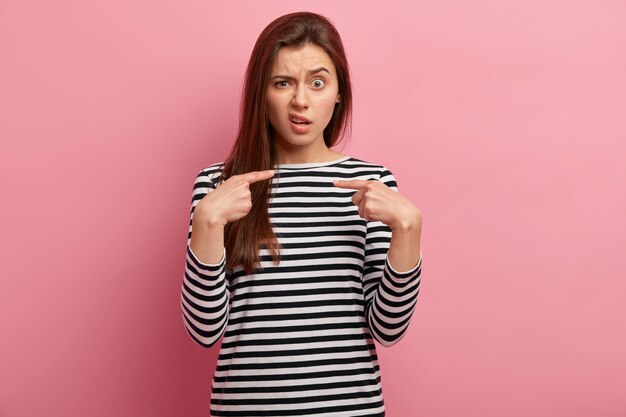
[181,155,422,417]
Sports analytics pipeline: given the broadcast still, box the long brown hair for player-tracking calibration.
[217,11,353,274]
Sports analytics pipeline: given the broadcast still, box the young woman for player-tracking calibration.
[181,11,423,417]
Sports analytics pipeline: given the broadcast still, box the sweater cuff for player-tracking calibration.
[385,250,422,278]
[187,245,226,270]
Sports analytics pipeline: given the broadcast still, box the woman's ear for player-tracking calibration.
[336,94,341,103]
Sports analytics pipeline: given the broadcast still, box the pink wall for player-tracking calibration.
[1,1,625,416]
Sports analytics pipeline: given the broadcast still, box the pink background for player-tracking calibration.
[1,1,625,416]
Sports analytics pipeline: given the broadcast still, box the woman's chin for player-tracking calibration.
[274,131,321,148]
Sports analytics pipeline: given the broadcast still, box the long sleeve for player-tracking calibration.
[361,168,423,347]
[180,167,229,348]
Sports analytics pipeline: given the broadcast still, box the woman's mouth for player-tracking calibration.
[289,113,312,124]
[289,114,312,133]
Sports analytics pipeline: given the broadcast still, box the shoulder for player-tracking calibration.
[194,161,226,190]
[344,156,397,188]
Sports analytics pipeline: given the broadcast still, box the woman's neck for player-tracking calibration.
[274,146,344,165]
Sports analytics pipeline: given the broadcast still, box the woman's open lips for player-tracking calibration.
[289,113,311,123]
[289,113,312,133]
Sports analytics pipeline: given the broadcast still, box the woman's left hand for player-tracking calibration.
[332,179,422,232]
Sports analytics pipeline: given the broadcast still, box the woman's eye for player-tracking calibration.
[275,81,289,88]
[312,79,325,88]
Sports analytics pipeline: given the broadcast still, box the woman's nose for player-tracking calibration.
[292,84,308,108]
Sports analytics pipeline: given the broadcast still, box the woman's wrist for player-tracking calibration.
[390,208,422,233]
[194,203,227,228]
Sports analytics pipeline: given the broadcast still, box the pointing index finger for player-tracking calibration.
[332,179,369,189]
[239,169,276,184]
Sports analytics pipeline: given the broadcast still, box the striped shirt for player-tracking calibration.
[181,155,422,417]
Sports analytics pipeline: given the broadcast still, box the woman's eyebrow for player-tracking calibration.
[271,67,331,79]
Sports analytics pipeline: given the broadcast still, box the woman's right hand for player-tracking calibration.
[195,169,276,227]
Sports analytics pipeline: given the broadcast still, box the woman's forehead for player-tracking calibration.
[271,44,335,74]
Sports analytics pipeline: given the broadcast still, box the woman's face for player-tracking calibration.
[266,43,340,152]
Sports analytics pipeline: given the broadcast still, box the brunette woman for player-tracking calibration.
[181,11,423,416]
